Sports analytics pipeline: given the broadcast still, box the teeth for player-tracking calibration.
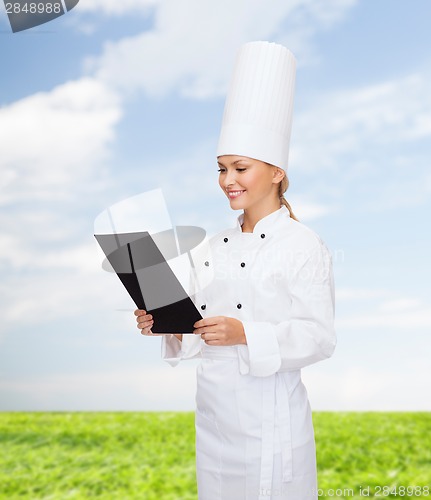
[228,190,245,197]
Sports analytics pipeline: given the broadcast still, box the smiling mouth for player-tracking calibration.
[227,190,246,198]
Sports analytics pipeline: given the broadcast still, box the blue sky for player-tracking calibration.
[0,0,430,411]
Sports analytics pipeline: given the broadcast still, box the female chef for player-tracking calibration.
[135,41,336,500]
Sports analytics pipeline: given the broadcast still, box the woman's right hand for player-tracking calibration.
[134,309,182,341]
[134,309,154,336]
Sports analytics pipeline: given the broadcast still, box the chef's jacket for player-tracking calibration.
[161,206,336,499]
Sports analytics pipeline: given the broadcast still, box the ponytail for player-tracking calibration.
[278,174,299,222]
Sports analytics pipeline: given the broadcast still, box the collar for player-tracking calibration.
[235,206,289,234]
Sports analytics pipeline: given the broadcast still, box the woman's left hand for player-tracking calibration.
[193,316,247,346]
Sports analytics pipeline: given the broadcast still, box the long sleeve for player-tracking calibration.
[161,333,202,366]
[160,245,207,366]
[237,240,336,377]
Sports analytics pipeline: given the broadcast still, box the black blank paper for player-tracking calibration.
[95,231,202,333]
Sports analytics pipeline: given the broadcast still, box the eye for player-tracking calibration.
[217,167,226,173]
[236,168,247,172]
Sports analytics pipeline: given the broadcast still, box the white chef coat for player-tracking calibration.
[161,206,336,500]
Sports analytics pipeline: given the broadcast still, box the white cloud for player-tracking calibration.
[288,196,334,220]
[77,0,358,28]
[336,307,431,329]
[0,77,122,205]
[3,354,430,411]
[0,255,125,331]
[292,74,431,173]
[0,362,198,411]
[362,169,431,211]
[77,0,160,15]
[290,71,431,212]
[90,0,357,98]
[335,290,431,329]
[303,360,431,411]
[0,77,124,334]
[378,297,425,313]
[335,287,391,300]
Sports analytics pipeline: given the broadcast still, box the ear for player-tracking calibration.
[272,167,285,184]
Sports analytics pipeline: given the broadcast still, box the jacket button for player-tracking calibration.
[201,304,206,310]
[236,303,242,309]
[224,237,228,243]
[240,262,245,267]
[204,261,209,266]
[260,233,265,239]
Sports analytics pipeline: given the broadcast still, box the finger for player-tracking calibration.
[136,313,152,323]
[204,339,219,345]
[193,316,221,329]
[201,333,219,344]
[200,332,217,340]
[134,309,147,316]
[140,327,153,336]
[137,319,154,329]
[194,325,217,335]
[140,329,164,337]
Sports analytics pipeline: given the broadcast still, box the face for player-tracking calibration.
[217,155,284,212]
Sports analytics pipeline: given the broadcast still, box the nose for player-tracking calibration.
[223,169,237,188]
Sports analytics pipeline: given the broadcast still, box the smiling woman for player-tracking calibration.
[217,155,299,230]
[135,41,336,500]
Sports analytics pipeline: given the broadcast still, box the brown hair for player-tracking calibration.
[278,173,299,222]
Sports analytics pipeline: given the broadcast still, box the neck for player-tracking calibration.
[241,199,281,233]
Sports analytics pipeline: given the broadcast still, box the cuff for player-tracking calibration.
[239,321,281,377]
[161,334,183,367]
[161,334,202,367]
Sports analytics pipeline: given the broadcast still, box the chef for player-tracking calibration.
[135,41,336,500]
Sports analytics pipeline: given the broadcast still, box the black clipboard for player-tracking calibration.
[95,230,203,333]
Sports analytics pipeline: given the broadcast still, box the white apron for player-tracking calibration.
[195,345,317,500]
[162,206,336,500]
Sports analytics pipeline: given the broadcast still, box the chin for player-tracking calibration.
[228,199,247,210]
[229,204,245,211]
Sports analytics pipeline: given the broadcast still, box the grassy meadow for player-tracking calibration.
[0,412,430,499]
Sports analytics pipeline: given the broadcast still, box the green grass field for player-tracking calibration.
[0,412,430,499]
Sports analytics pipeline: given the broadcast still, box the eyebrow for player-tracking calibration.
[217,159,249,167]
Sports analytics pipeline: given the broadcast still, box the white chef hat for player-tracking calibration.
[217,41,296,170]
